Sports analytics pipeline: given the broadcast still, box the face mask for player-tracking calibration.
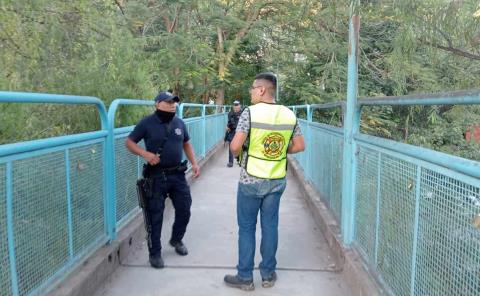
[155,109,175,122]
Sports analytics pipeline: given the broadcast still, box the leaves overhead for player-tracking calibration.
[1,0,479,160]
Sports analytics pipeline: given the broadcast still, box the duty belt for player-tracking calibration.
[143,160,188,178]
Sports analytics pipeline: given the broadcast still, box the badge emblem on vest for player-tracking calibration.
[263,132,285,159]
[175,128,182,136]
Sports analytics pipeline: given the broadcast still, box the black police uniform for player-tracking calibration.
[128,112,192,258]
[226,110,241,164]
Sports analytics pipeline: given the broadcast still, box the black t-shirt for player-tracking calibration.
[128,114,190,168]
[227,111,241,130]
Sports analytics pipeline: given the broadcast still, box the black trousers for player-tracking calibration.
[227,131,235,164]
[146,172,192,257]
[228,146,234,164]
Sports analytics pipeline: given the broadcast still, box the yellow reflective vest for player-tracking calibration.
[245,103,297,179]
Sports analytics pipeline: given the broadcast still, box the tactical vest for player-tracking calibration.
[246,103,297,179]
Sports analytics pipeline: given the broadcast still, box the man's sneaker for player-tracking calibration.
[224,274,254,291]
[149,255,164,269]
[227,162,233,167]
[169,240,188,256]
[262,272,277,288]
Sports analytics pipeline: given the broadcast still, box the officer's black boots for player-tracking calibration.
[149,255,164,269]
[169,240,188,256]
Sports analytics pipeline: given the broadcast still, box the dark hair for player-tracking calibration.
[254,72,277,89]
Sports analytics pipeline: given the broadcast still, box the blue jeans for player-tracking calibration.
[236,178,287,280]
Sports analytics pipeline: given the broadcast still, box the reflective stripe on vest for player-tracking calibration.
[246,103,297,179]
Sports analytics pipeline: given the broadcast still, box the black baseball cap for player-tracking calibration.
[233,100,240,105]
[155,91,179,103]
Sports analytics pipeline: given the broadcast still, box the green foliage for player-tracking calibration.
[361,106,398,139]
[1,0,480,161]
[0,0,156,143]
[405,106,480,160]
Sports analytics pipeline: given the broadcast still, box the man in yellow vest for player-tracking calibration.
[224,73,305,290]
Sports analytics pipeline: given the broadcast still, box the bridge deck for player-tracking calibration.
[94,147,351,296]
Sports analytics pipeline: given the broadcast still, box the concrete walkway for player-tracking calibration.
[94,147,351,296]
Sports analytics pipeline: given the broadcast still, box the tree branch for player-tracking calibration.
[360,48,386,83]
[114,0,125,16]
[438,29,453,48]
[0,30,33,60]
[169,7,180,33]
[316,20,347,37]
[413,15,480,61]
[422,40,480,61]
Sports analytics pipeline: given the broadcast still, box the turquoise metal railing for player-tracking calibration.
[106,99,154,234]
[0,94,227,296]
[353,90,480,296]
[204,105,228,153]
[344,7,479,294]
[290,5,480,291]
[178,104,228,160]
[0,92,109,296]
[2,89,478,296]
[290,105,310,176]
[292,90,480,296]
[292,103,345,221]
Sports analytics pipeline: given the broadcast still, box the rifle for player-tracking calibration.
[136,176,152,237]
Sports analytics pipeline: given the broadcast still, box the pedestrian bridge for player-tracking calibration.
[0,91,479,296]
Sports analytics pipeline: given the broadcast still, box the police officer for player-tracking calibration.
[224,73,305,290]
[125,91,200,269]
[225,100,242,167]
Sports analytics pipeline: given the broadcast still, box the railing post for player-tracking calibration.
[105,110,117,241]
[374,153,382,265]
[6,162,19,296]
[202,105,206,157]
[410,165,422,296]
[177,103,184,119]
[306,105,312,180]
[341,3,360,246]
[65,150,74,258]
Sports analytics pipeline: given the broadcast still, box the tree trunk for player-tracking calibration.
[202,75,209,104]
[214,6,262,105]
[173,67,181,96]
[216,27,226,105]
[216,88,225,106]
